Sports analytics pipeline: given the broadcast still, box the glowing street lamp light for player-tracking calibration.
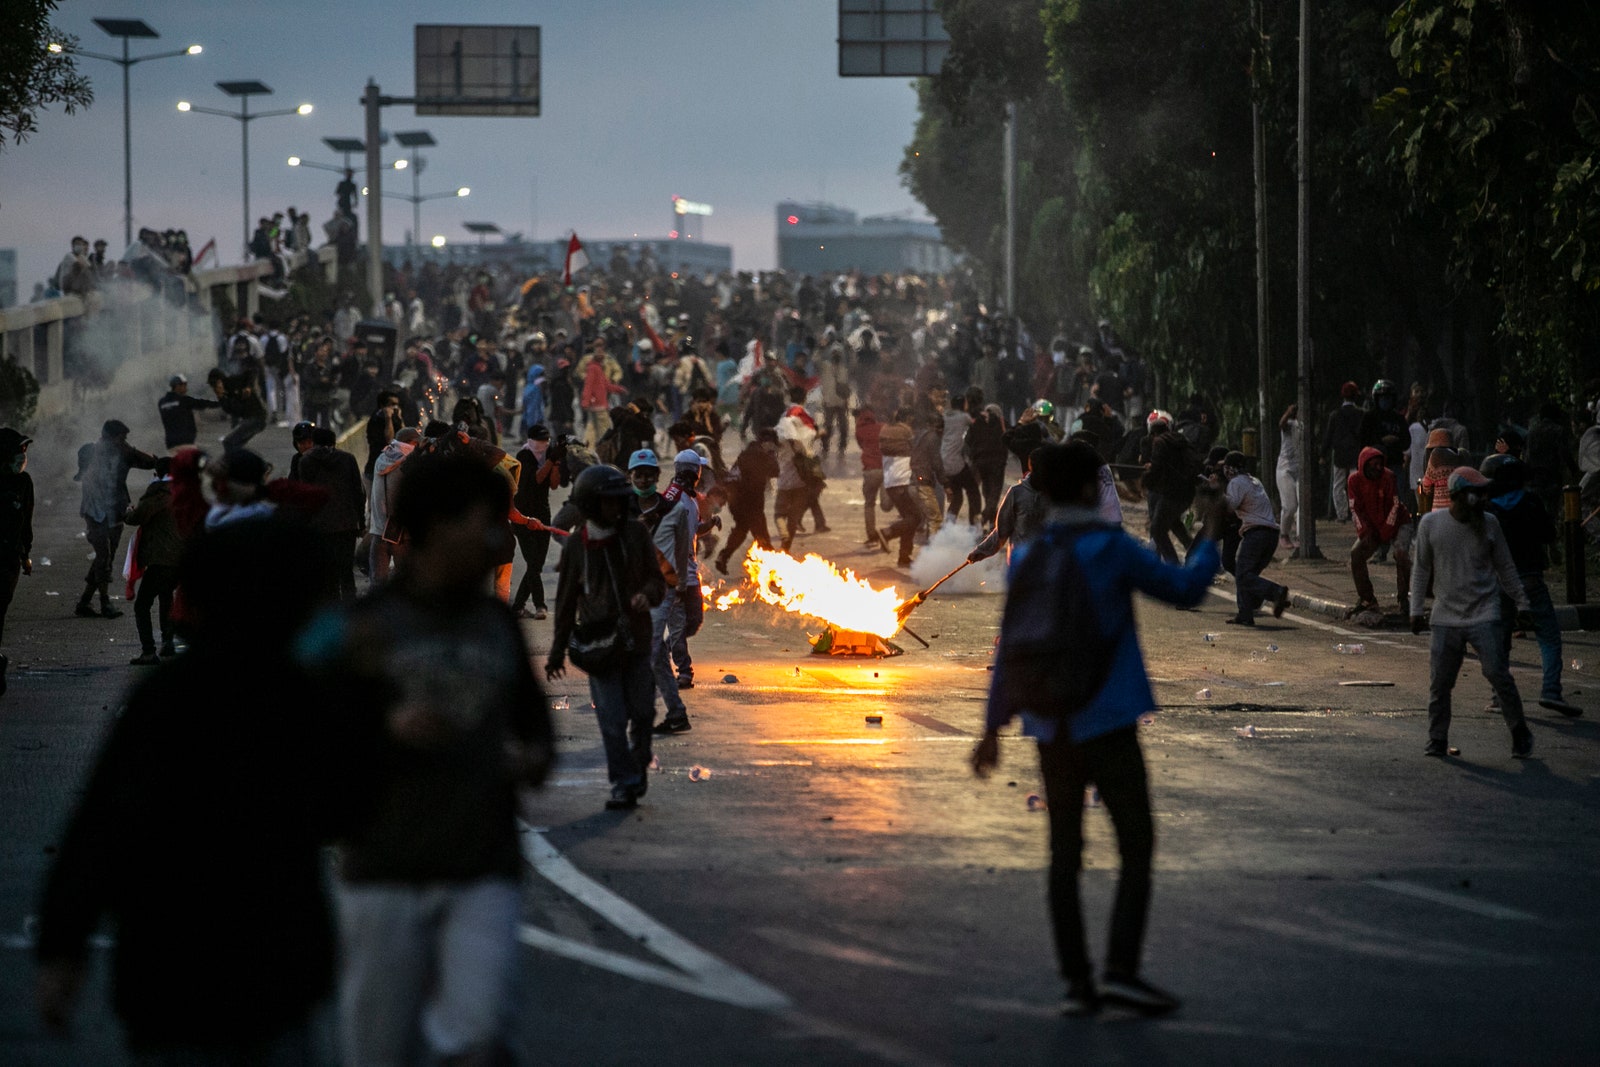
[431,235,447,248]
[61,18,203,245]
[177,81,313,254]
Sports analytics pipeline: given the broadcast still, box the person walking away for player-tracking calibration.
[157,374,220,451]
[941,393,981,526]
[512,425,562,618]
[0,429,34,695]
[629,450,695,735]
[124,459,183,664]
[973,440,1221,1016]
[912,410,945,541]
[1221,451,1290,625]
[716,430,778,574]
[819,345,852,457]
[37,517,338,1062]
[1325,381,1364,522]
[1409,466,1535,759]
[367,428,419,585]
[1141,414,1196,564]
[1276,404,1302,549]
[969,447,1051,565]
[298,454,554,1066]
[876,410,922,567]
[1481,455,1583,718]
[521,363,547,437]
[1348,446,1414,614]
[298,428,366,601]
[1523,402,1580,545]
[75,420,156,619]
[547,464,667,810]
[856,406,885,545]
[1416,430,1458,513]
[968,398,1010,531]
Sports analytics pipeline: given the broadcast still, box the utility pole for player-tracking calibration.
[1252,0,1272,487]
[364,81,384,315]
[1003,101,1017,314]
[1294,0,1322,559]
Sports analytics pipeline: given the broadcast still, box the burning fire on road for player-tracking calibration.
[702,546,916,656]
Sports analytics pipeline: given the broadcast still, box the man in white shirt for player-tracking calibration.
[1222,451,1289,626]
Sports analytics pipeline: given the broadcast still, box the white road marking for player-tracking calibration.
[752,926,949,976]
[1364,878,1538,922]
[518,824,790,1011]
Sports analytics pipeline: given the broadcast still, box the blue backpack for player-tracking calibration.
[993,524,1121,721]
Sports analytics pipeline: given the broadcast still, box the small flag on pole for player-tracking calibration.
[562,232,589,286]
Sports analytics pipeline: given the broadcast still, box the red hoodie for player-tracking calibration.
[1347,445,1400,542]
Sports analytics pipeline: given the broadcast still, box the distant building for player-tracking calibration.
[385,236,732,277]
[776,201,955,275]
[0,250,15,308]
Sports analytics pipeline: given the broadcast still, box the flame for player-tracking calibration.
[742,546,905,638]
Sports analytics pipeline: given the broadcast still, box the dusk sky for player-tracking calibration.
[1,0,927,293]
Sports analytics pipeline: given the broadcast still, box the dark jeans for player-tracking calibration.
[588,654,656,788]
[719,498,772,564]
[82,519,123,601]
[944,466,981,525]
[672,585,703,678]
[1038,726,1154,983]
[1147,490,1194,564]
[862,468,884,538]
[1233,526,1285,619]
[320,530,359,602]
[512,524,552,611]
[0,558,19,645]
[823,407,849,454]
[977,463,1007,529]
[881,485,921,564]
[133,563,180,652]
[1499,572,1563,701]
[1429,620,1526,743]
[223,416,267,452]
[776,487,809,551]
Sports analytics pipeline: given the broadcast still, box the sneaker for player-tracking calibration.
[896,557,914,569]
[1538,697,1583,718]
[1224,615,1255,626]
[129,652,161,666]
[604,785,638,811]
[74,602,98,618]
[652,715,692,736]
[676,675,695,690]
[99,605,124,620]
[1486,697,1502,712]
[1060,978,1100,1017]
[1272,588,1290,618]
[533,608,548,621]
[1100,973,1181,1016]
[814,524,832,533]
[1424,739,1449,758]
[862,536,880,546]
[1511,723,1534,758]
[715,556,730,576]
[514,607,535,619]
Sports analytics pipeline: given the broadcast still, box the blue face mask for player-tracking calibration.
[1491,489,1524,510]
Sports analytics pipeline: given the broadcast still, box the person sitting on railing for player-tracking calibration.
[53,237,97,298]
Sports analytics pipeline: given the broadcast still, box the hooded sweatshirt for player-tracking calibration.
[1348,446,1401,542]
[521,365,546,434]
[368,439,415,538]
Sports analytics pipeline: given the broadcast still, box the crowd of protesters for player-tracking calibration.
[4,251,1597,1056]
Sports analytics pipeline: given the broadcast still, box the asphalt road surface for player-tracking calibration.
[2,432,1597,1065]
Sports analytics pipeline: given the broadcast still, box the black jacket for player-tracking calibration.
[158,391,221,449]
[0,469,33,562]
[298,445,365,533]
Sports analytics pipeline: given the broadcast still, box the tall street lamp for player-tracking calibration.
[178,81,312,256]
[393,131,435,263]
[53,18,202,246]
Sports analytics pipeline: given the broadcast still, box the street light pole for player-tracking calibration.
[240,93,250,254]
[61,19,202,246]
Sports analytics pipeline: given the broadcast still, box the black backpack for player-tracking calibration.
[993,525,1121,721]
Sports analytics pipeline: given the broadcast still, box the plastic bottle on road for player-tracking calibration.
[1203,633,1219,643]
[1235,724,1258,739]
[1336,643,1366,655]
[1195,688,1212,700]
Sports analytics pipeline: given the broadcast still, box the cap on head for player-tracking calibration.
[530,424,552,441]
[169,373,188,387]
[1447,466,1491,496]
[674,448,704,469]
[102,419,130,439]
[291,421,316,442]
[627,448,660,471]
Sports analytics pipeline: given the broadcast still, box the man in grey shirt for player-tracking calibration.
[1221,451,1289,625]
[1409,466,1533,759]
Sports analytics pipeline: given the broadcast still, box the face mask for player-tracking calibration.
[9,454,24,474]
[1461,491,1486,509]
[632,484,655,498]
[1376,395,1394,412]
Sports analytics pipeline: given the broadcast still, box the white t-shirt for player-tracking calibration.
[1226,474,1279,533]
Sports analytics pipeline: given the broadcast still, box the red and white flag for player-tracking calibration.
[562,232,589,286]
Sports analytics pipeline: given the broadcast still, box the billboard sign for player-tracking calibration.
[838,0,949,77]
[415,25,540,116]
[672,196,713,217]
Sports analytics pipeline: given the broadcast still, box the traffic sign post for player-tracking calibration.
[362,24,540,314]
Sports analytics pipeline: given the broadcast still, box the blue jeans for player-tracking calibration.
[1500,572,1563,702]
[650,595,688,719]
[672,585,703,678]
[1429,620,1526,743]
[1233,527,1285,619]
[587,654,655,786]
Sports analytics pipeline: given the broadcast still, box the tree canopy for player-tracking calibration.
[0,0,91,153]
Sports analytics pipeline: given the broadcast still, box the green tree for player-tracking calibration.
[0,1,92,152]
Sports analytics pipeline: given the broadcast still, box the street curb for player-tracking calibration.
[1212,571,1353,621]
[1216,571,1600,631]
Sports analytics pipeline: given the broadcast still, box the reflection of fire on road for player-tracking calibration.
[703,546,909,656]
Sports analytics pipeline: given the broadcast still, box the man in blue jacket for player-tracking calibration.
[974,441,1220,1018]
